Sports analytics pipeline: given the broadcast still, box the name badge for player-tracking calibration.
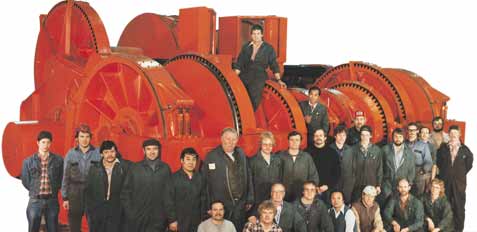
[209,163,216,170]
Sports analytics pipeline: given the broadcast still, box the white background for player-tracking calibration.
[1,1,475,231]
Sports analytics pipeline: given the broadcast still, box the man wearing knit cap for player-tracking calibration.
[121,138,171,231]
[22,131,64,232]
[62,124,100,232]
[342,125,383,204]
[351,186,385,232]
[346,111,366,146]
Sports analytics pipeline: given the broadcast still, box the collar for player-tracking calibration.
[75,145,96,153]
[308,101,318,108]
[332,205,346,217]
[35,152,50,161]
[249,41,263,47]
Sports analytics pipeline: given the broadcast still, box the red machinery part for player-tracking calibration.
[1,0,465,230]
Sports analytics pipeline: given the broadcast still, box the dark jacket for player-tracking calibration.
[422,195,454,232]
[85,159,129,232]
[345,127,360,146]
[202,146,254,207]
[305,145,340,189]
[249,151,282,207]
[329,143,351,161]
[21,153,63,198]
[293,198,334,232]
[299,100,329,135]
[279,150,320,202]
[233,41,280,81]
[277,201,307,232]
[120,159,171,232]
[342,143,383,203]
[383,194,424,232]
[165,169,207,232]
[382,144,416,199]
[437,143,473,193]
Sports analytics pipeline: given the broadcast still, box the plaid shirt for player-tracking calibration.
[39,155,52,196]
[243,222,282,232]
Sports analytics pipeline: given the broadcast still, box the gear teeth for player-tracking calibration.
[165,54,243,135]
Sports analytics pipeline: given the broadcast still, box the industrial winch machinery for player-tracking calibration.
[2,0,465,228]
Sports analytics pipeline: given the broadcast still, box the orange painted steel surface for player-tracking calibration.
[1,0,464,229]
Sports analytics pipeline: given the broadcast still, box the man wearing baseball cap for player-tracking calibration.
[346,111,367,146]
[351,186,385,232]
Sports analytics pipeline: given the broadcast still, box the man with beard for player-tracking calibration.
[437,125,473,232]
[381,128,416,204]
[346,111,366,146]
[202,127,254,231]
[249,131,282,214]
[166,148,207,232]
[342,125,383,204]
[198,201,236,232]
[299,86,329,146]
[85,141,128,232]
[121,139,171,231]
[351,186,385,232]
[422,178,455,232]
[305,128,340,205]
[406,122,432,197]
[279,131,321,202]
[383,178,424,232]
[293,181,333,232]
[62,124,100,232]
[430,116,449,150]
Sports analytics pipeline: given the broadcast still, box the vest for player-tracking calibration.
[328,206,357,232]
[352,201,378,232]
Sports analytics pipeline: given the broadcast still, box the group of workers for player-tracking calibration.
[20,23,473,232]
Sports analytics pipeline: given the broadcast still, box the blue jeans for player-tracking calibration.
[26,198,59,232]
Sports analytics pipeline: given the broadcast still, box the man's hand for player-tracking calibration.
[391,221,400,232]
[234,69,241,75]
[169,221,178,231]
[248,216,257,224]
[427,217,435,231]
[304,115,312,124]
[245,204,253,211]
[318,185,328,194]
[400,227,409,232]
[375,186,381,195]
[63,201,69,210]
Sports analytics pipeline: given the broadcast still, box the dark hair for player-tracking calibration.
[37,131,52,142]
[287,131,302,140]
[142,139,161,149]
[308,86,321,96]
[448,125,460,133]
[312,128,326,136]
[330,190,344,199]
[74,124,92,138]
[397,177,410,186]
[360,125,372,134]
[432,116,444,124]
[180,147,199,160]
[251,24,263,34]
[100,140,117,154]
[271,182,286,191]
[209,200,224,209]
[333,123,347,137]
[420,126,430,133]
[407,122,419,129]
[392,128,404,136]
[302,180,317,188]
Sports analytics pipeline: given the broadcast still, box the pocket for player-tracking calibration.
[69,162,82,181]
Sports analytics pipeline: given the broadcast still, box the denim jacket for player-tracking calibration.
[21,153,64,198]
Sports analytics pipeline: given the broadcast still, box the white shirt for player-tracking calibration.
[330,205,356,232]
